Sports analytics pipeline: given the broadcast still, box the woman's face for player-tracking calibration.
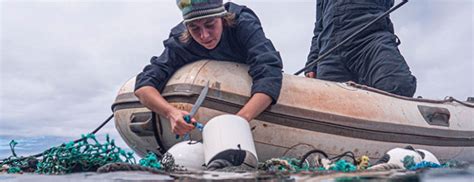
[186,17,223,50]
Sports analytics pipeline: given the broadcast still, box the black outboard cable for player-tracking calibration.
[298,149,329,168]
[298,149,359,168]
[330,151,357,165]
[294,0,409,75]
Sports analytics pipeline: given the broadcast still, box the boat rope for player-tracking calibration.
[97,162,167,174]
[367,163,402,171]
[346,81,474,108]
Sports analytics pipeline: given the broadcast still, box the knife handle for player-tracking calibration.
[183,115,192,123]
[176,115,195,139]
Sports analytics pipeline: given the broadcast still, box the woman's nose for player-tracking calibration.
[200,29,210,40]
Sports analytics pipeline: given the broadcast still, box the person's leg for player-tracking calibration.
[316,53,355,82]
[362,34,417,97]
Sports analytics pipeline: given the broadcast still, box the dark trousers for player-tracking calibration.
[312,0,417,97]
[317,32,417,97]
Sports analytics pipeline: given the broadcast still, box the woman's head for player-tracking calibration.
[186,17,223,49]
[176,0,234,49]
[177,0,227,24]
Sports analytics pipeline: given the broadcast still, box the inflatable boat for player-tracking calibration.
[112,60,474,163]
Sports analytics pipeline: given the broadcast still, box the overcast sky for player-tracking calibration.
[1,0,473,146]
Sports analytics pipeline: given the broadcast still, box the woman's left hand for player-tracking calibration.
[237,93,272,122]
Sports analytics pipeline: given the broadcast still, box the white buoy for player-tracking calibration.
[166,140,205,171]
[377,147,423,169]
[416,149,440,165]
[202,114,258,169]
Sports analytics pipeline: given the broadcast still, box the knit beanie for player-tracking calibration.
[176,0,227,24]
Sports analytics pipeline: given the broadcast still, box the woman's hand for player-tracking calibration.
[166,108,196,136]
[305,71,316,78]
[237,93,272,122]
[134,86,197,136]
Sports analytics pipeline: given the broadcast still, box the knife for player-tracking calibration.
[176,81,209,139]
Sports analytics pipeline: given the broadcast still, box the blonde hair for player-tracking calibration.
[179,13,236,44]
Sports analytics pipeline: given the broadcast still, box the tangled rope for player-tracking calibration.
[2,134,469,175]
[260,150,361,173]
[1,134,148,174]
[260,148,468,174]
[36,134,136,174]
[401,155,469,171]
[97,162,167,174]
[2,140,38,173]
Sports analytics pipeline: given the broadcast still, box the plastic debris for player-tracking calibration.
[329,159,357,172]
[2,134,136,174]
[356,156,370,170]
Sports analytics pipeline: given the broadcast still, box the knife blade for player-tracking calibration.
[186,81,209,120]
[177,81,209,139]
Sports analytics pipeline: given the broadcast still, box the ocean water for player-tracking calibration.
[1,135,473,181]
[0,135,74,159]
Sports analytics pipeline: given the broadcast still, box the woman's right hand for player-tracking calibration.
[134,86,197,136]
[166,108,196,136]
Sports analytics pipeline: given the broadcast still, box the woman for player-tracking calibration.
[134,0,283,137]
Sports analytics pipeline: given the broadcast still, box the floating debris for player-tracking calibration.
[1,134,470,180]
[1,134,139,174]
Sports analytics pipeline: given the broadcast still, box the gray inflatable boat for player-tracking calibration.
[112,61,474,162]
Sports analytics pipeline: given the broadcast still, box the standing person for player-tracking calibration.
[135,0,283,137]
[305,0,417,97]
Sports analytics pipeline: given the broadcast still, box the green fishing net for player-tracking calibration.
[37,134,136,174]
[1,134,467,175]
[139,152,161,169]
[1,134,149,174]
[260,157,356,173]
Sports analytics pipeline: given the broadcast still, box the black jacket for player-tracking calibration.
[135,2,283,104]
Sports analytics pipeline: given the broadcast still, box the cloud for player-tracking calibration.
[0,1,178,137]
[392,0,473,99]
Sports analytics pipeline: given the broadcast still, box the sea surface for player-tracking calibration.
[0,135,74,159]
[1,135,473,181]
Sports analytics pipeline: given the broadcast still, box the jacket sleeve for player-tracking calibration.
[135,41,186,92]
[306,0,323,73]
[236,11,283,105]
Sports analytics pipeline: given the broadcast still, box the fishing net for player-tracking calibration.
[138,152,161,170]
[37,134,136,174]
[2,140,36,174]
[0,134,162,174]
[1,134,467,175]
[260,157,356,173]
